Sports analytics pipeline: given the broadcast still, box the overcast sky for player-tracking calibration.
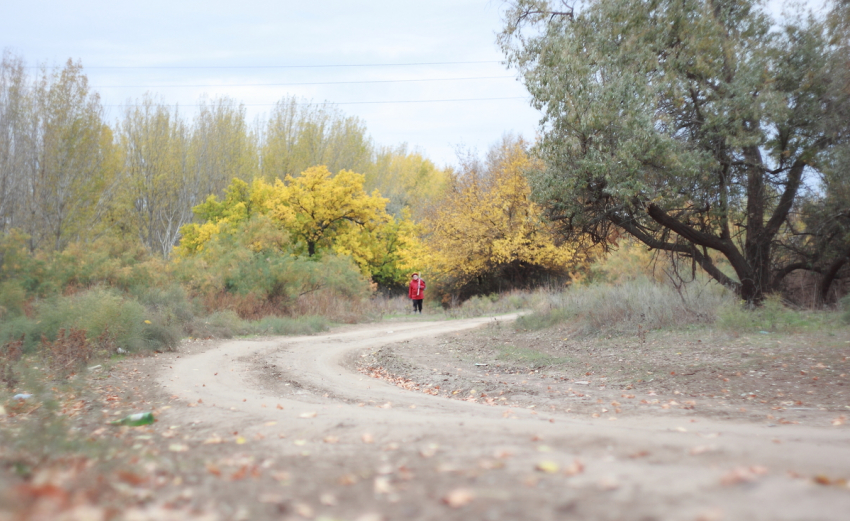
[0,0,830,168]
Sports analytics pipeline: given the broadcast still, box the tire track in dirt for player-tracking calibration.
[158,316,850,520]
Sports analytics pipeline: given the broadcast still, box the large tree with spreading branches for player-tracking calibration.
[500,0,850,303]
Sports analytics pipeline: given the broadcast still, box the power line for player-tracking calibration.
[103,96,528,107]
[91,75,516,89]
[37,60,502,70]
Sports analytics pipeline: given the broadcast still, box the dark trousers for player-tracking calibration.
[412,299,423,313]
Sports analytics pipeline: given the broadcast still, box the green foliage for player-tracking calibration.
[175,213,371,317]
[717,295,836,334]
[178,173,417,288]
[500,0,850,303]
[34,289,145,352]
[842,295,850,324]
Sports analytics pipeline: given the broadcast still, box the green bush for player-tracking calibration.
[174,217,371,319]
[716,294,821,333]
[0,280,27,318]
[0,288,179,353]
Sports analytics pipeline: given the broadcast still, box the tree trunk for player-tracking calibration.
[819,246,850,304]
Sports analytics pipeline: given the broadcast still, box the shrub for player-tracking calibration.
[1,336,23,389]
[717,294,829,333]
[0,280,27,319]
[0,288,182,353]
[174,217,372,319]
[41,328,97,377]
[515,278,734,335]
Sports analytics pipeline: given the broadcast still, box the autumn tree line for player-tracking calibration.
[3,0,850,346]
[0,47,585,336]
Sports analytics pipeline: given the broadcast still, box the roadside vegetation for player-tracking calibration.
[2,0,850,518]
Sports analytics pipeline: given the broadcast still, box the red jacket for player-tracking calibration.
[408,277,425,299]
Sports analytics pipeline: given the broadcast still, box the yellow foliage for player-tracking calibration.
[176,166,418,285]
[423,139,576,287]
[265,166,389,259]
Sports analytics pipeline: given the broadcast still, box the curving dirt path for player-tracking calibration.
[156,316,850,521]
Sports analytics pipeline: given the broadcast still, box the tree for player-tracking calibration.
[261,97,372,181]
[0,55,117,251]
[189,97,258,199]
[423,137,577,298]
[500,0,850,303]
[178,168,417,284]
[33,60,116,251]
[364,144,451,217]
[118,95,193,258]
[267,166,389,259]
[0,51,29,236]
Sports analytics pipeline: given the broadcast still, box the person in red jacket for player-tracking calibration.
[408,273,425,313]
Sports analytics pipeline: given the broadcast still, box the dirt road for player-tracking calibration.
[156,316,850,520]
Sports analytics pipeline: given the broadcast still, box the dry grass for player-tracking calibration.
[517,278,736,335]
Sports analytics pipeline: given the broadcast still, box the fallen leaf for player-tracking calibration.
[168,444,188,452]
[721,466,768,486]
[206,463,221,476]
[420,444,439,458]
[258,493,284,504]
[338,473,358,485]
[294,502,314,519]
[689,445,716,455]
[479,459,505,470]
[813,475,833,485]
[373,476,393,494]
[563,459,585,476]
[442,488,475,508]
[272,471,291,483]
[235,436,247,445]
[598,477,619,490]
[323,435,339,444]
[354,514,384,521]
[320,492,337,506]
[231,465,248,481]
[362,433,374,443]
[276,404,283,409]
[299,411,317,418]
[536,461,560,474]
[203,435,225,445]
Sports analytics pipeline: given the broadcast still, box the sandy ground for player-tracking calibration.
[108,314,850,521]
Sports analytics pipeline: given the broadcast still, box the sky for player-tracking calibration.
[0,0,831,168]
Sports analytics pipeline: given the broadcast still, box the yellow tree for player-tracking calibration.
[423,137,576,295]
[267,166,388,258]
[177,168,417,285]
